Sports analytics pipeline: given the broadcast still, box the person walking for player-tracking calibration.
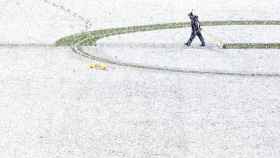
[185,12,205,47]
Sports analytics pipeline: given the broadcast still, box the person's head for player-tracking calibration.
[188,12,194,19]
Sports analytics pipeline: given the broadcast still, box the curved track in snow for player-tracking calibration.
[72,46,280,78]
[56,20,280,48]
[58,20,280,77]
[42,0,92,31]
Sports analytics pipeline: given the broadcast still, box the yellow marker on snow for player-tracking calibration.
[89,63,107,70]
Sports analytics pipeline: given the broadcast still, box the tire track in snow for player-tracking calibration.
[41,0,92,31]
[72,44,280,78]
[66,20,280,78]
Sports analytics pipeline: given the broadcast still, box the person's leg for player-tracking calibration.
[186,32,196,46]
[197,32,205,46]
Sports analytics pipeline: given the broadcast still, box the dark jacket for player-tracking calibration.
[190,16,201,33]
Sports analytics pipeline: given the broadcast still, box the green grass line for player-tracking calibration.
[55,20,280,49]
[223,43,280,49]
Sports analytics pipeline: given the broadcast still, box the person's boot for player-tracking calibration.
[185,42,191,46]
[200,43,205,47]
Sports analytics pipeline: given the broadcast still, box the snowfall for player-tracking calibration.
[0,0,280,158]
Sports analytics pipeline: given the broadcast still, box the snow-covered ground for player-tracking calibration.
[1,46,280,158]
[98,25,280,44]
[1,0,280,44]
[1,0,280,158]
[91,26,280,74]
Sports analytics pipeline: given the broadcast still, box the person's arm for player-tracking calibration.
[194,20,200,32]
[197,20,202,31]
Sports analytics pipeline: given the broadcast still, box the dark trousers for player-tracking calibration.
[187,31,205,46]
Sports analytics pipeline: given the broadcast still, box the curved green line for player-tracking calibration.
[223,43,280,49]
[55,20,280,49]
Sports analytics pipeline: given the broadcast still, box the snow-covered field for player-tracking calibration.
[1,46,280,158]
[1,0,280,158]
[1,0,280,43]
[92,26,280,75]
[97,26,280,44]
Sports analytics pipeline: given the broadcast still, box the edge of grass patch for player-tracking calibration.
[55,20,280,49]
[223,43,280,49]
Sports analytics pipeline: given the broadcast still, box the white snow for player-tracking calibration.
[205,26,280,43]
[98,25,280,44]
[1,0,280,158]
[1,47,280,158]
[1,0,280,44]
[93,26,280,74]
